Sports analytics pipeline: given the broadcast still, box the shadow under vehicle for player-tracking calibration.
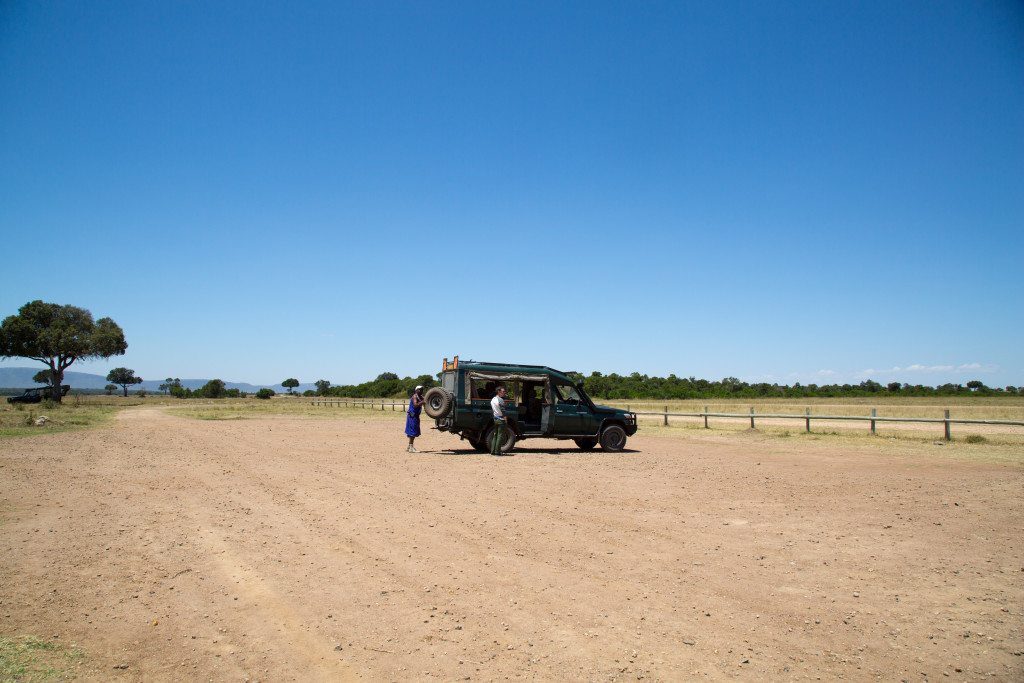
[6,385,71,404]
[423,357,637,454]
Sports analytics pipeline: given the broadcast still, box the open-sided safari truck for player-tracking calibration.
[424,357,637,453]
[6,384,71,404]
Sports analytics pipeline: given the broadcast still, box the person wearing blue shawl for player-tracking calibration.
[405,385,425,452]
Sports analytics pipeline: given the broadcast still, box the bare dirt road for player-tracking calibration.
[2,408,1022,681]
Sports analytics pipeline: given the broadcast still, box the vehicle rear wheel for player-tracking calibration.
[574,438,598,451]
[483,424,517,454]
[468,432,489,452]
[423,387,453,418]
[599,424,627,452]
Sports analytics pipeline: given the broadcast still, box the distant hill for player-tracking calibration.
[0,367,313,394]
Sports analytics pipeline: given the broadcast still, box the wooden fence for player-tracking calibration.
[310,398,1024,441]
[629,406,1024,440]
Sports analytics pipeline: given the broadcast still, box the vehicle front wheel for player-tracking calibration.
[468,433,489,453]
[599,425,627,452]
[574,438,598,451]
[483,424,517,454]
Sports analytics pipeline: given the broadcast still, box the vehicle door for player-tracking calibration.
[540,381,553,433]
[551,381,592,434]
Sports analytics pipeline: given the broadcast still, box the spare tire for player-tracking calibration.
[423,387,453,418]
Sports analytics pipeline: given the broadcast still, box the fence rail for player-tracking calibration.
[311,398,1024,440]
[630,406,1024,440]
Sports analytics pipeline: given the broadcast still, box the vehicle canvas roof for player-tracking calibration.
[458,361,575,384]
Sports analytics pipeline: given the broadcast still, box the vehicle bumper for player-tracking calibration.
[624,413,638,436]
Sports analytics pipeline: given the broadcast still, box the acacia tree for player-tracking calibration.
[282,378,299,394]
[0,300,127,402]
[104,384,117,396]
[314,379,331,395]
[33,369,55,386]
[107,367,142,397]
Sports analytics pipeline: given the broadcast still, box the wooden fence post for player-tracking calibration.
[663,406,668,426]
[749,406,755,429]
[805,407,811,433]
[870,408,876,435]
[703,405,709,429]
[944,409,951,441]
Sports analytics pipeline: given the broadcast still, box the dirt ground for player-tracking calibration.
[1,408,1022,681]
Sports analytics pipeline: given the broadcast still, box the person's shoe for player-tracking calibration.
[405,445,412,452]
[409,446,419,453]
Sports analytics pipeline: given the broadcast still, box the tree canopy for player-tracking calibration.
[106,367,142,397]
[0,300,127,401]
[282,378,300,393]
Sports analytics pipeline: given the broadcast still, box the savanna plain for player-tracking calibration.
[1,397,1022,681]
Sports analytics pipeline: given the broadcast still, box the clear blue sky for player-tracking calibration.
[1,1,1022,387]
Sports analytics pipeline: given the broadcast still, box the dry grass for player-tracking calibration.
[164,396,401,421]
[0,400,118,438]
[156,395,1024,462]
[602,396,1024,419]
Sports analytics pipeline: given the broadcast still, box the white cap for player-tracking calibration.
[415,385,423,390]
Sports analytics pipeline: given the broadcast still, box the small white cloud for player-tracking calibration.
[957,363,982,370]
[902,364,954,373]
[816,369,836,377]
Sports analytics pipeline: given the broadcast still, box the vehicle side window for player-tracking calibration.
[553,382,582,404]
[469,378,517,401]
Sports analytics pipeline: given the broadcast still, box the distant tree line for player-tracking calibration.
[313,372,439,399]
[295,371,1019,400]
[168,378,246,399]
[559,373,1020,400]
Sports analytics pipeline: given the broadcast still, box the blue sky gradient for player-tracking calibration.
[2,1,1022,386]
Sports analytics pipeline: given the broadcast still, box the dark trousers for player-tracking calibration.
[490,418,507,455]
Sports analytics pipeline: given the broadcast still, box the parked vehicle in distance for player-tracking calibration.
[423,357,637,453]
[6,385,71,404]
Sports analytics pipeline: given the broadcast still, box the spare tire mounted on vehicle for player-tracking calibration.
[423,387,454,418]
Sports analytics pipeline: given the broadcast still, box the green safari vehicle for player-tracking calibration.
[423,357,638,453]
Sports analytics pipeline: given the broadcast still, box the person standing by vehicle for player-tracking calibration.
[490,385,509,455]
[405,385,425,452]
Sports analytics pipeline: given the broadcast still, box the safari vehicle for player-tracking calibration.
[6,385,71,404]
[423,357,637,453]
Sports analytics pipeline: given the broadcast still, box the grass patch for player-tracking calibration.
[165,397,404,422]
[0,635,83,681]
[0,403,118,439]
[638,416,1024,465]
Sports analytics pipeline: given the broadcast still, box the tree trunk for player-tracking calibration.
[51,365,64,403]
[122,385,129,397]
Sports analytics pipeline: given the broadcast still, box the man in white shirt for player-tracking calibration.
[489,385,509,455]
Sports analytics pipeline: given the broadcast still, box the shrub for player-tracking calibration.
[963,434,988,444]
[197,379,226,398]
[256,388,274,400]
